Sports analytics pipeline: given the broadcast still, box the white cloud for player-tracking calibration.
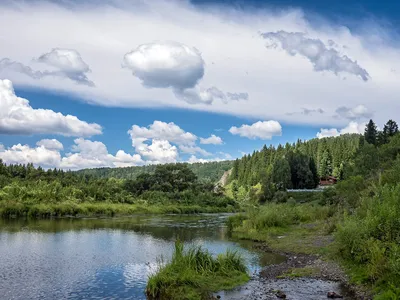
[187,152,232,163]
[316,121,366,138]
[36,139,64,150]
[61,138,143,169]
[0,143,62,168]
[134,139,178,164]
[316,128,340,139]
[0,138,144,170]
[178,145,211,156]
[200,134,223,145]
[128,120,197,146]
[229,121,282,139]
[123,42,247,105]
[261,31,369,81]
[0,48,94,86]
[335,104,372,120]
[1,1,400,126]
[340,121,366,134]
[0,79,102,136]
[123,41,204,90]
[174,86,222,105]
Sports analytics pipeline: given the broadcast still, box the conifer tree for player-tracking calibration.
[364,119,378,145]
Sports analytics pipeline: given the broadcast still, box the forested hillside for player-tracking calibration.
[76,161,233,183]
[0,162,236,218]
[229,119,400,298]
[230,133,361,189]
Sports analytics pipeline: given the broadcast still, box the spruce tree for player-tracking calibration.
[364,119,378,145]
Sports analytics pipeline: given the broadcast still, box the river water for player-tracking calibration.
[0,214,284,300]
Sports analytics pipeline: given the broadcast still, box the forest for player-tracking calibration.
[76,161,233,183]
[228,119,400,299]
[0,162,236,218]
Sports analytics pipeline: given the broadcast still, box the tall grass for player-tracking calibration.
[228,202,333,233]
[146,240,249,300]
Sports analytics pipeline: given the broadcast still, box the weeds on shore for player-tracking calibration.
[146,240,249,300]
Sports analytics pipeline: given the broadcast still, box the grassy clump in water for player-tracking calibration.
[146,240,249,300]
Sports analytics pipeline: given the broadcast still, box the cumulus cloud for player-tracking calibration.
[229,121,282,139]
[123,41,248,105]
[335,104,372,120]
[178,145,211,156]
[316,121,366,138]
[134,139,178,164]
[0,48,94,86]
[36,139,64,150]
[200,134,223,145]
[128,120,197,146]
[0,79,101,137]
[123,41,204,90]
[261,31,370,81]
[187,152,232,164]
[0,138,144,170]
[0,143,62,168]
[61,138,143,169]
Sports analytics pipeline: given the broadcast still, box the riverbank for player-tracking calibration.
[228,221,372,300]
[0,202,238,219]
[228,218,373,299]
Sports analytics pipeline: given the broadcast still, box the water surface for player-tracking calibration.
[0,214,283,300]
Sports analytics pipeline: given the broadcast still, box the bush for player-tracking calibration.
[335,184,400,293]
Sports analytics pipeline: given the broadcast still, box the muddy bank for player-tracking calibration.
[214,244,372,300]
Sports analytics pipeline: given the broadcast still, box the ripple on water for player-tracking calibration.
[0,214,283,300]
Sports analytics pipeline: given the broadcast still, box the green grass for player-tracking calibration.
[146,240,250,300]
[0,202,237,219]
[277,266,319,279]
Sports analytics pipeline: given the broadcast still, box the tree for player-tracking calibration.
[364,119,378,145]
[259,173,275,203]
[272,157,291,190]
[318,150,332,179]
[379,119,399,145]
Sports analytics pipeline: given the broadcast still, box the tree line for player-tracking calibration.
[229,119,399,201]
[76,161,233,183]
[0,162,236,218]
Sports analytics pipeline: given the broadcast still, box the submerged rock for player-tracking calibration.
[327,292,343,298]
[275,290,286,298]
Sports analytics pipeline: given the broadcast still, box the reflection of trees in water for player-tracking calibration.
[0,216,229,242]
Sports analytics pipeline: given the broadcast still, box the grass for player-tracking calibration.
[277,266,319,279]
[146,240,250,300]
[0,202,237,219]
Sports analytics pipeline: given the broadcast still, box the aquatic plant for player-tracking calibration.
[146,240,249,300]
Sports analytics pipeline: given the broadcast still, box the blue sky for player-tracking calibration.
[0,0,399,169]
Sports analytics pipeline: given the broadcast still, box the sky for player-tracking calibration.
[0,0,399,170]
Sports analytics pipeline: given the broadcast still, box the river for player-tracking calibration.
[0,214,284,300]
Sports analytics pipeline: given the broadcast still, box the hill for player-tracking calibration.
[76,161,233,183]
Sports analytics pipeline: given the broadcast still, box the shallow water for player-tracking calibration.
[0,214,284,300]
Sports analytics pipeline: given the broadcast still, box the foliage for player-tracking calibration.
[77,161,233,183]
[229,134,361,192]
[0,161,236,218]
[146,240,249,300]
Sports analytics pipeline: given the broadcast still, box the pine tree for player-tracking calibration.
[272,157,292,190]
[364,119,378,145]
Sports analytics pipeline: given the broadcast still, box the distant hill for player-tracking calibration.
[76,161,233,183]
